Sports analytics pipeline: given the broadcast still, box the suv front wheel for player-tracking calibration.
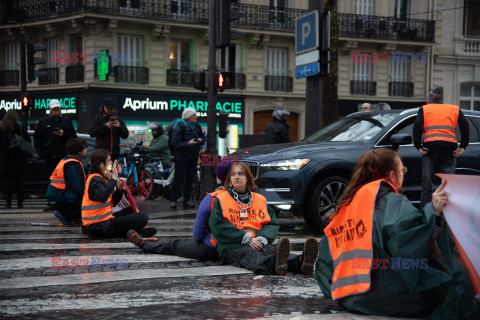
[304,176,348,233]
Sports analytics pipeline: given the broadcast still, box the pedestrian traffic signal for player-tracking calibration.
[218,111,229,138]
[20,93,33,116]
[26,41,47,82]
[216,0,245,48]
[216,71,235,91]
[190,70,207,91]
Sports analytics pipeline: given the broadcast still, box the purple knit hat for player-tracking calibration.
[215,160,234,183]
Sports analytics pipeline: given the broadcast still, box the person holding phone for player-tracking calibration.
[170,108,206,209]
[89,98,129,162]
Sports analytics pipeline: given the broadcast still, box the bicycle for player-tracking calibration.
[117,141,153,201]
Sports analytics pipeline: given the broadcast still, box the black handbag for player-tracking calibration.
[9,133,35,157]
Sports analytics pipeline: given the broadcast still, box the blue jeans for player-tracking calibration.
[420,153,456,209]
[170,157,196,203]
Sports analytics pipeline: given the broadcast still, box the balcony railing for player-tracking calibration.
[389,82,414,97]
[38,68,59,85]
[114,66,149,84]
[0,0,306,32]
[455,38,480,56]
[66,65,84,83]
[350,80,376,96]
[0,70,19,86]
[265,75,293,92]
[166,69,193,87]
[338,14,435,43]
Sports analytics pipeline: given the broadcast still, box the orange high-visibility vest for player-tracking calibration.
[325,179,398,300]
[422,104,459,144]
[215,190,270,238]
[208,188,228,247]
[49,158,85,190]
[81,173,114,226]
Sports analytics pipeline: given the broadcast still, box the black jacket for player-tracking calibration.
[87,169,123,206]
[0,122,31,173]
[89,113,129,157]
[413,106,469,153]
[33,115,77,159]
[171,121,205,162]
[265,119,291,144]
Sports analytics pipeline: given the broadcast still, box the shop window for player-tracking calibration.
[460,83,480,111]
[464,0,480,37]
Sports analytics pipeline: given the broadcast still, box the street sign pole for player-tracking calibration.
[305,0,324,137]
[20,34,26,95]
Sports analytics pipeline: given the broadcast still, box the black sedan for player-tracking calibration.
[233,109,480,232]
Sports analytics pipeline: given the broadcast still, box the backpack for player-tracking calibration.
[166,119,184,154]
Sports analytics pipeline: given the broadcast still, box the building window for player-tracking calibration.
[170,39,192,70]
[219,44,242,73]
[69,35,82,65]
[394,0,412,20]
[460,83,480,111]
[267,47,287,76]
[117,34,143,66]
[171,0,194,20]
[269,0,289,28]
[47,39,58,68]
[5,43,17,70]
[355,0,373,15]
[390,58,409,82]
[353,59,372,82]
[464,0,480,37]
[351,58,375,95]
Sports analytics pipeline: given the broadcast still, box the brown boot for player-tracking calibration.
[274,237,291,276]
[300,237,319,275]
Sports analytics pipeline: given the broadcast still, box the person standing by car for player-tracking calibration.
[264,107,291,144]
[147,122,171,168]
[0,110,31,209]
[170,108,205,209]
[89,98,129,162]
[360,102,372,112]
[34,99,77,212]
[413,86,469,208]
[47,138,88,225]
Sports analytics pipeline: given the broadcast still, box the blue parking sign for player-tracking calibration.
[295,11,319,54]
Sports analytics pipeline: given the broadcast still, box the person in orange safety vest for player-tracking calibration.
[413,86,469,208]
[316,148,480,319]
[81,148,156,238]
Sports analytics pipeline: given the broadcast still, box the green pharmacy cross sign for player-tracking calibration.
[95,50,111,81]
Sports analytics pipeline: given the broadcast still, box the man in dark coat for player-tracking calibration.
[264,108,291,144]
[89,98,129,161]
[170,107,205,209]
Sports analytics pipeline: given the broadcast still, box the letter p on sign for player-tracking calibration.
[302,22,311,45]
[295,10,319,54]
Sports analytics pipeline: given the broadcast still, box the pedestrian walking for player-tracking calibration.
[47,138,88,225]
[81,149,156,238]
[413,86,469,208]
[89,98,129,162]
[209,162,319,276]
[0,110,30,209]
[315,148,480,319]
[147,122,171,168]
[127,159,235,261]
[360,102,372,112]
[264,107,291,144]
[169,108,205,209]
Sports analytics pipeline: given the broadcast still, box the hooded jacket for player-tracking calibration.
[265,119,291,144]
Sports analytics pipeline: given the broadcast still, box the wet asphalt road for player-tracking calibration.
[0,196,417,319]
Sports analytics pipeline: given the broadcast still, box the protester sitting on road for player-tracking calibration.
[315,148,480,319]
[128,159,235,261]
[209,162,319,275]
[147,122,171,168]
[81,149,156,238]
[47,138,88,225]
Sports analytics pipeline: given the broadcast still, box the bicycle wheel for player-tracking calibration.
[128,169,153,201]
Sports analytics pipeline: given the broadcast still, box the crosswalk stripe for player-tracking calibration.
[0,232,193,240]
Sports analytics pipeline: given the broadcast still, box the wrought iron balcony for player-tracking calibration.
[265,75,293,92]
[114,66,149,84]
[350,80,376,96]
[338,14,435,43]
[0,0,306,32]
[66,65,84,83]
[38,68,59,85]
[389,82,414,97]
[166,69,193,87]
[0,70,19,86]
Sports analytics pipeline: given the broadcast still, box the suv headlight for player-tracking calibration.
[261,159,311,171]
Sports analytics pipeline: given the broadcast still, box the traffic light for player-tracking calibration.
[20,93,33,116]
[320,11,331,77]
[216,0,245,48]
[215,71,235,91]
[190,70,207,91]
[26,41,46,82]
[218,110,229,138]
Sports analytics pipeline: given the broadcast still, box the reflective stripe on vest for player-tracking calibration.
[422,104,459,144]
[207,189,228,247]
[81,173,114,226]
[49,158,85,190]
[216,191,270,234]
[325,179,398,300]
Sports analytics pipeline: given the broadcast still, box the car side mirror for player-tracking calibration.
[391,133,412,152]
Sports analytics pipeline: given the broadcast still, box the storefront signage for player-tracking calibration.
[0,99,22,111]
[33,97,77,114]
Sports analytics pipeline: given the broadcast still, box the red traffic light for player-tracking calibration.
[218,73,224,87]
[22,96,29,107]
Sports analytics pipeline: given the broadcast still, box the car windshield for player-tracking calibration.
[303,114,398,142]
